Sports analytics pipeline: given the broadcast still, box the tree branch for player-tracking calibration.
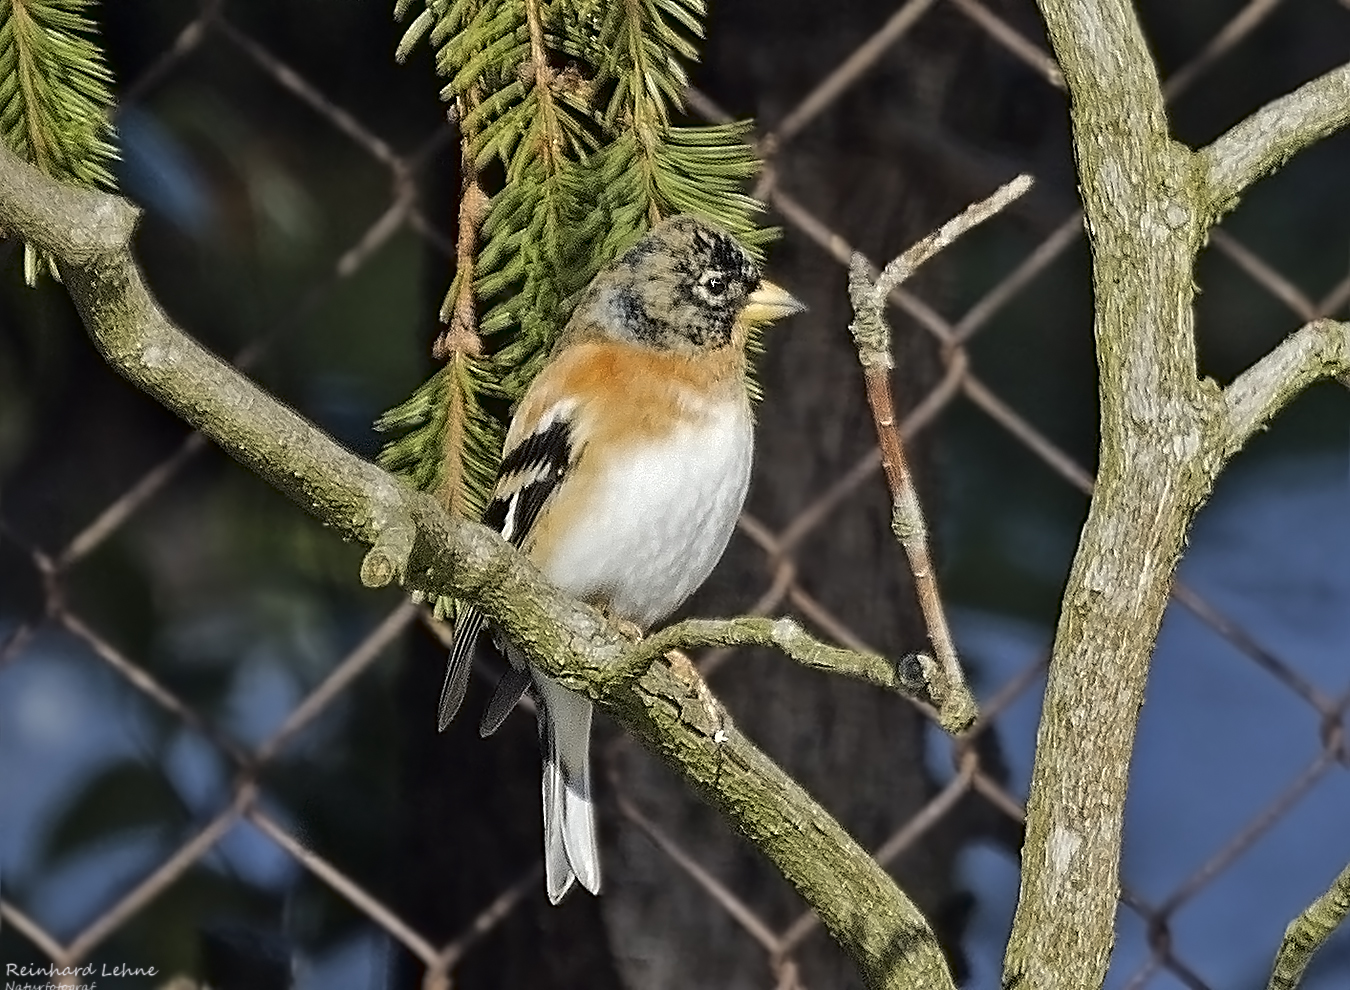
[845,173,1033,735]
[1009,5,1350,990]
[1267,859,1350,990]
[1203,61,1350,220]
[1007,2,1214,986]
[606,616,933,702]
[0,140,955,990]
[1223,318,1350,457]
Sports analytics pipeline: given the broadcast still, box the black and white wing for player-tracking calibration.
[436,416,575,731]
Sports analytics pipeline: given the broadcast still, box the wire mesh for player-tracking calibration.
[1,1,1347,988]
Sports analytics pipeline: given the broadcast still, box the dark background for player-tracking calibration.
[1,1,1347,988]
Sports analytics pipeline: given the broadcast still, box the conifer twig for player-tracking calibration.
[846,174,1033,733]
[431,84,489,522]
[433,96,487,363]
[522,0,563,167]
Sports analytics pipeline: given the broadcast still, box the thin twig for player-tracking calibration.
[846,174,1033,732]
[869,174,1035,331]
[604,616,935,708]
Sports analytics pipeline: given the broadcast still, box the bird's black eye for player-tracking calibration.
[701,271,728,298]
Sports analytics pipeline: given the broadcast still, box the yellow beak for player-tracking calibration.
[740,280,806,327]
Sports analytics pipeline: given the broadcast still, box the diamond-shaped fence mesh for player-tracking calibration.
[1,1,1347,989]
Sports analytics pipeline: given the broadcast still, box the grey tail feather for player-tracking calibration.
[439,607,485,732]
[479,666,533,737]
[534,673,600,903]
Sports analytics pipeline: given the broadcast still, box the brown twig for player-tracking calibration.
[433,90,488,362]
[433,175,487,361]
[846,174,1034,733]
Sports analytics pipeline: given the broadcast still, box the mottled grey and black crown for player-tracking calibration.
[564,215,763,352]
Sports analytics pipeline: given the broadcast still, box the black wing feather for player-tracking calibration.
[493,418,572,546]
[437,606,483,731]
[479,665,534,737]
[436,415,574,731]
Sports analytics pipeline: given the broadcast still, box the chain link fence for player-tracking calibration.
[2,1,1347,988]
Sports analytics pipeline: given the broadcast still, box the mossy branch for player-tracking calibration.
[1202,62,1350,221]
[0,139,957,990]
[1267,860,1350,990]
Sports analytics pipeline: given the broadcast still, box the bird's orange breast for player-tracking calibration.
[510,340,749,452]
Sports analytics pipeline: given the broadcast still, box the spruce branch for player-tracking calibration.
[388,6,500,528]
[385,0,598,521]
[580,0,770,258]
[0,141,957,990]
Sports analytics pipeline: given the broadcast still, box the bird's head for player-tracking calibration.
[564,215,804,354]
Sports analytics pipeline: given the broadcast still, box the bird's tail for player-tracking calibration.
[438,606,485,731]
[533,673,600,903]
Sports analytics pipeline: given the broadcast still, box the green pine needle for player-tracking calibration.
[0,0,118,284]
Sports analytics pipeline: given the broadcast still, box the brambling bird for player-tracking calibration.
[438,214,804,904]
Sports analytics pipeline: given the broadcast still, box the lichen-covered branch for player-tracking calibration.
[1223,318,1350,457]
[1202,61,1350,221]
[1008,4,1350,990]
[607,616,934,703]
[1009,2,1211,985]
[1267,860,1350,990]
[0,140,955,990]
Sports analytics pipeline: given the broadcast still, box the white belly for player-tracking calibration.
[540,401,753,627]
